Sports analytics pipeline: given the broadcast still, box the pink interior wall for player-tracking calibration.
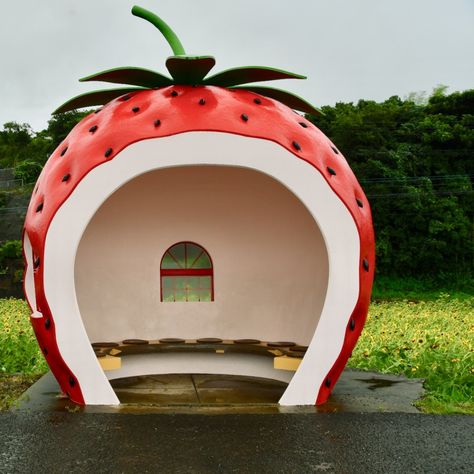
[74,166,328,345]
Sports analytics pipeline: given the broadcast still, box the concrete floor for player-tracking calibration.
[5,371,473,473]
[111,374,287,405]
[15,368,424,414]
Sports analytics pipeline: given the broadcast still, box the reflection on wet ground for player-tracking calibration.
[14,368,424,414]
[111,374,287,405]
[356,377,401,391]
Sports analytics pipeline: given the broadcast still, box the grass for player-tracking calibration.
[0,298,47,375]
[0,373,43,411]
[0,298,47,411]
[0,290,473,414]
[348,294,473,414]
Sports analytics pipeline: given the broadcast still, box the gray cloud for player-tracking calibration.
[2,0,473,131]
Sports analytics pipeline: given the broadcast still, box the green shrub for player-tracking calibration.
[14,160,43,184]
[0,240,22,265]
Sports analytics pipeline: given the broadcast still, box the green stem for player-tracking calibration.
[131,5,186,56]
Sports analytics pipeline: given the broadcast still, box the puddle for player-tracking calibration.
[356,377,402,391]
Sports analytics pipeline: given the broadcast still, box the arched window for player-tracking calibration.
[160,242,214,302]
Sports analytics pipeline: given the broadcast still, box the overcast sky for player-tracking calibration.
[2,0,473,132]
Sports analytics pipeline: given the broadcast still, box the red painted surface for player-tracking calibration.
[23,85,375,405]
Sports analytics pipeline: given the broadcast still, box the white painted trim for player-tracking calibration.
[43,133,360,405]
[23,233,36,311]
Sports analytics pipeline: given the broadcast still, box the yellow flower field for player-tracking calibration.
[1,296,473,413]
[0,298,47,375]
[349,294,473,413]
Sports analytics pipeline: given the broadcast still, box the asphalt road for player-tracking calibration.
[0,412,473,473]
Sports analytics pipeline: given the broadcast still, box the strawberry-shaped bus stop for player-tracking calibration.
[23,5,375,406]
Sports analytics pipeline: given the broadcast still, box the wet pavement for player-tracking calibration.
[0,411,472,472]
[13,369,425,414]
[1,370,473,473]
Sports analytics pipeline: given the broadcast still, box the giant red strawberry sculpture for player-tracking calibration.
[23,6,375,405]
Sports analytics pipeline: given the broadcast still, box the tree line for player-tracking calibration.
[0,88,472,278]
[312,87,473,278]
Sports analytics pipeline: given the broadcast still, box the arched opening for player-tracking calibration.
[160,242,214,302]
[40,132,360,405]
[74,165,329,396]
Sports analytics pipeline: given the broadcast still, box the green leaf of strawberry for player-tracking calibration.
[79,67,173,88]
[204,66,306,87]
[54,5,322,116]
[53,87,146,114]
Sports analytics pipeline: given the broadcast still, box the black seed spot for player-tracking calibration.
[104,148,113,158]
[292,141,301,151]
[36,202,43,213]
[199,98,206,105]
[363,259,369,272]
[89,125,98,133]
[62,174,71,182]
[350,319,356,331]
[254,98,262,104]
[69,376,76,387]
[44,318,51,330]
[171,90,178,97]
[121,95,131,101]
[331,146,339,155]
[327,166,336,176]
[60,147,68,157]
[154,119,161,127]
[132,107,140,113]
[356,198,364,208]
[43,347,48,356]
[299,122,308,128]
[34,257,40,268]
[241,113,249,122]
[325,378,331,388]
[94,108,102,114]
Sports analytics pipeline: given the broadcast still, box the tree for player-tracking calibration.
[311,88,473,277]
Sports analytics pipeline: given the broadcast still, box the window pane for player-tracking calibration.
[185,276,200,302]
[198,290,212,302]
[161,252,180,269]
[199,276,212,289]
[169,243,186,268]
[174,276,186,290]
[175,290,186,302]
[193,253,212,269]
[186,291,200,302]
[186,276,200,289]
[162,277,174,288]
[162,288,175,302]
[186,244,202,268]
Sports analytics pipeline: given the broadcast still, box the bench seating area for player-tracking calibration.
[91,339,308,373]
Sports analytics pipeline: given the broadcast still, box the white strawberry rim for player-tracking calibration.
[24,132,360,405]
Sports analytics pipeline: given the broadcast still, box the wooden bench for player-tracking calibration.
[92,338,308,372]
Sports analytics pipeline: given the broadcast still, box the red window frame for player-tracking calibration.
[160,241,214,302]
